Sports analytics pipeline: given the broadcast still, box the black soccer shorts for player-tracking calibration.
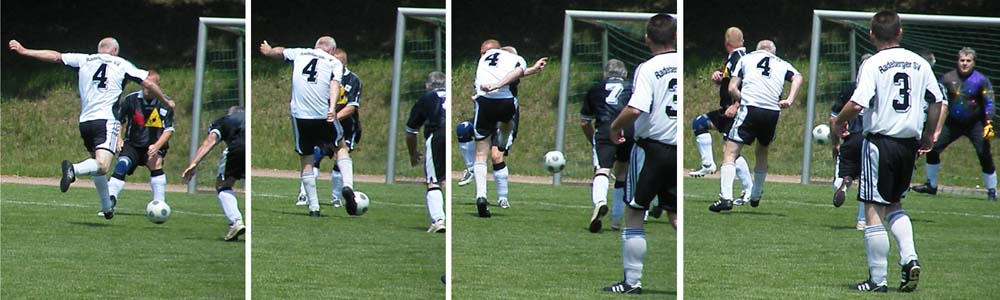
[119,144,168,175]
[473,96,517,141]
[217,147,245,181]
[705,108,735,137]
[292,118,343,156]
[728,105,780,146]
[425,128,446,184]
[626,139,677,211]
[79,119,119,154]
[858,134,918,205]
[592,124,635,170]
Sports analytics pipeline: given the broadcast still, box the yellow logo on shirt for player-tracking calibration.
[146,108,163,128]
[336,85,348,105]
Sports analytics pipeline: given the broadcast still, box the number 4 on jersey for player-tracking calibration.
[302,58,318,82]
[484,53,500,66]
[92,63,108,89]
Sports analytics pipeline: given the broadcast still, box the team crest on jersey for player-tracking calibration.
[337,85,348,105]
[146,108,163,128]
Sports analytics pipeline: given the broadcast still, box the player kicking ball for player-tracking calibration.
[603,14,678,294]
[709,40,803,212]
[405,72,448,233]
[8,38,172,219]
[581,59,633,232]
[182,107,246,241]
[260,37,358,217]
[835,11,946,293]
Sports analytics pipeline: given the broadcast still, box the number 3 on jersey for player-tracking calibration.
[892,73,911,112]
[302,58,319,82]
[92,63,109,89]
[666,78,678,118]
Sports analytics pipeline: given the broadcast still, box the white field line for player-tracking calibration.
[684,193,1000,219]
[2,199,225,217]
[252,192,593,209]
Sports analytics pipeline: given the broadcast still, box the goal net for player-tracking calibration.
[187,17,245,193]
[385,7,445,183]
[801,10,1000,184]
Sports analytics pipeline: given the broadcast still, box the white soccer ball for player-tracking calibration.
[543,151,566,173]
[146,200,171,224]
[352,191,370,216]
[813,124,831,145]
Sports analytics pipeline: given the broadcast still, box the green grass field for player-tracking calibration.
[249,176,445,299]
[0,183,245,299]
[452,182,676,299]
[683,178,1000,299]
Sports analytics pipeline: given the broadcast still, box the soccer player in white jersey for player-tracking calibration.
[603,14,678,295]
[834,11,946,293]
[8,38,171,219]
[260,36,359,217]
[708,40,803,212]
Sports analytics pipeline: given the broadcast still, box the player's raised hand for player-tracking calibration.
[534,57,548,70]
[8,40,24,54]
[778,99,793,109]
[181,164,198,183]
[259,40,272,55]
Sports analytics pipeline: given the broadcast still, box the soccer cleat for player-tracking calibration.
[649,204,664,219]
[733,191,750,206]
[101,208,115,220]
[225,219,246,241]
[834,178,851,208]
[331,196,342,208]
[708,197,733,212]
[342,186,358,215]
[988,189,997,202]
[910,182,937,195]
[498,198,510,209]
[899,260,921,292]
[589,204,609,233]
[60,160,76,193]
[458,169,474,186]
[308,210,321,217]
[295,192,307,206]
[98,195,118,217]
[854,278,888,292]
[749,196,761,208]
[603,280,642,294]
[427,220,446,233]
[476,197,491,218]
[856,220,866,231]
[688,164,717,177]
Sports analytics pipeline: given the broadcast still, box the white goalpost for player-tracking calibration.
[801,10,1000,184]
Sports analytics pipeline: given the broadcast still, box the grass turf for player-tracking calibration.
[0,182,245,299]
[249,176,444,299]
[451,181,676,299]
[683,177,1000,299]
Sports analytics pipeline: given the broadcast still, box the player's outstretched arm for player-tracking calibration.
[8,40,62,64]
[524,57,549,76]
[779,74,804,108]
[142,80,175,109]
[726,77,743,116]
[182,132,219,182]
[259,40,285,58]
[327,79,341,122]
[481,68,525,92]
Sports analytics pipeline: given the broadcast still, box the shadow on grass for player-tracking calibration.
[724,211,788,217]
[828,225,859,230]
[67,221,113,227]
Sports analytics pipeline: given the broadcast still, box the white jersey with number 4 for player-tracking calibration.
[284,48,344,119]
[850,47,944,139]
[734,50,800,111]
[474,48,526,99]
[629,51,679,145]
[62,53,149,122]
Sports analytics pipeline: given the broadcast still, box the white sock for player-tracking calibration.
[93,175,112,211]
[302,171,319,211]
[622,228,646,286]
[218,189,242,224]
[751,169,767,199]
[150,174,166,202]
[108,177,126,198]
[887,210,918,265]
[331,169,343,199]
[460,141,476,170]
[592,174,610,207]
[494,165,509,200]
[611,184,625,222]
[719,162,735,200]
[426,188,445,223]
[983,172,997,190]
[926,163,940,187]
[336,158,354,189]
[735,156,753,195]
[298,181,306,196]
[833,177,844,191]
[474,161,488,199]
[74,159,100,176]
[695,133,714,167]
[864,225,890,285]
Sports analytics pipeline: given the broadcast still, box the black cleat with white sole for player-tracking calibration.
[854,278,888,292]
[60,160,75,193]
[589,204,608,233]
[899,260,921,292]
[476,197,491,218]
[342,186,358,215]
[603,280,641,294]
[709,198,733,212]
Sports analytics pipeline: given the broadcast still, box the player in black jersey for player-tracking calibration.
[831,54,872,230]
[182,107,246,241]
[406,72,448,233]
[103,72,173,217]
[581,59,633,232]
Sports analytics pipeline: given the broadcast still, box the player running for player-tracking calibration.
[104,71,174,217]
[911,47,996,201]
[405,71,448,233]
[834,11,946,293]
[295,48,363,207]
[260,37,359,217]
[603,14,678,295]
[581,59,633,232]
[708,40,804,212]
[8,38,172,219]
[182,106,247,241]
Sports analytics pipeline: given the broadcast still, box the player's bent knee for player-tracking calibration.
[113,157,132,177]
[692,114,711,135]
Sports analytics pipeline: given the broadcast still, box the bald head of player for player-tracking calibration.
[604,59,627,80]
[645,14,676,51]
[756,40,776,55]
[334,48,348,66]
[480,39,500,55]
[869,11,902,48]
[425,71,445,90]
[98,37,119,56]
[724,27,744,50]
[315,36,337,55]
[500,46,517,54]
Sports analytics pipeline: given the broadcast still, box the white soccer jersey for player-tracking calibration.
[628,51,679,145]
[474,48,527,99]
[733,50,800,111]
[850,47,944,139]
[284,48,344,119]
[62,53,149,122]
